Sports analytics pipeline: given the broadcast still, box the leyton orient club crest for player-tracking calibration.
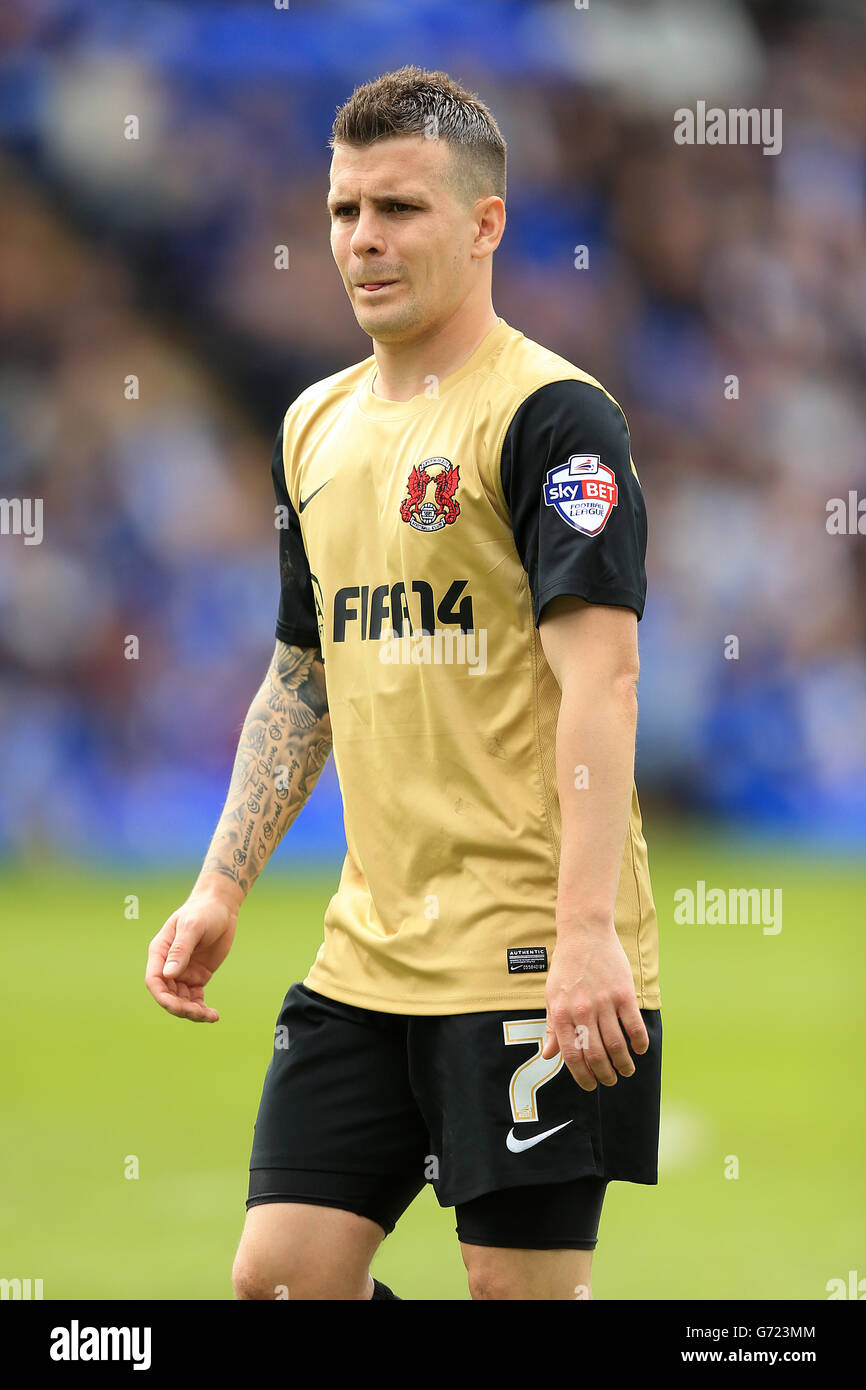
[399,456,460,532]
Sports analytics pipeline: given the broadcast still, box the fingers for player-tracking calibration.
[165,981,220,1024]
[162,919,198,979]
[144,916,218,1023]
[540,1022,559,1061]
[144,923,173,1005]
[620,1001,650,1056]
[544,1008,646,1090]
[149,967,219,1022]
[572,1017,618,1088]
[147,980,219,1022]
[597,1009,636,1078]
[543,1009,600,1090]
[561,1022,599,1090]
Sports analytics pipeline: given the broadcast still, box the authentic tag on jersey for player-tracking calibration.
[507,946,548,974]
[543,454,618,535]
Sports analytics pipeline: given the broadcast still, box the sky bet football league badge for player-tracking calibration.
[543,454,618,535]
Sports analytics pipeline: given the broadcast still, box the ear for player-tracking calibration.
[472,195,506,259]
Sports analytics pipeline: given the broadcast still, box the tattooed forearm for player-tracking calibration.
[195,640,331,900]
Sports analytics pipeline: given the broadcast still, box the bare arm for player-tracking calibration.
[145,638,331,1020]
[537,595,649,1087]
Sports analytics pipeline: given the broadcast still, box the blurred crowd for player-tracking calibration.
[0,0,864,862]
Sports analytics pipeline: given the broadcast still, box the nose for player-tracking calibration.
[349,207,386,260]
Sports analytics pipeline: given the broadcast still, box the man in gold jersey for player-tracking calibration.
[146,65,661,1301]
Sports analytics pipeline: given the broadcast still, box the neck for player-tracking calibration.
[370,298,499,402]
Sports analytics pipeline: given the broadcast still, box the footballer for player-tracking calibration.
[145,65,661,1302]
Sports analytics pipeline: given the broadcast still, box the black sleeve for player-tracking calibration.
[271,420,321,649]
[500,379,647,624]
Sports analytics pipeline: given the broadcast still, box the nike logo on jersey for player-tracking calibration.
[299,480,331,512]
[506,1120,572,1153]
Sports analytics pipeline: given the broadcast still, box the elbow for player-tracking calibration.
[614,665,640,698]
[612,669,640,718]
[559,660,639,703]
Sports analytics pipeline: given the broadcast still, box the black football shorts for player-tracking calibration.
[246,982,661,1250]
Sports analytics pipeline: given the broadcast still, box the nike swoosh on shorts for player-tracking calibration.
[506,1120,573,1153]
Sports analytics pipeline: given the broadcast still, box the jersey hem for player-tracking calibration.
[302,970,661,1015]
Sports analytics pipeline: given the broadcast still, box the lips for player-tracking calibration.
[357,280,397,292]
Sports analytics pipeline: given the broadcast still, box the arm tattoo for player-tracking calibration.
[200,640,332,896]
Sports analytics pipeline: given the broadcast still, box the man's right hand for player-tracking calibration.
[145,885,240,1022]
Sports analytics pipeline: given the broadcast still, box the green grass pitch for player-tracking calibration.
[0,825,862,1300]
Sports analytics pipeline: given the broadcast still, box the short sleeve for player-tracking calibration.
[271,420,321,649]
[499,379,647,624]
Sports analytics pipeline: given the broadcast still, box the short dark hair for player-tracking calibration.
[329,65,506,206]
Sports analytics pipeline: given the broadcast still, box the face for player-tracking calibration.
[328,134,500,344]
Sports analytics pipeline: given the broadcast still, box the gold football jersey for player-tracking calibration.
[272,316,660,1014]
